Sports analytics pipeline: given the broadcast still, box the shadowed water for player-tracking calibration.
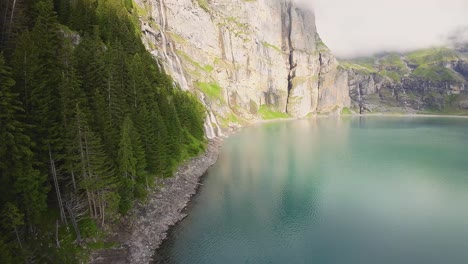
[155,117,468,264]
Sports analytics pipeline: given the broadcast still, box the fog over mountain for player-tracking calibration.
[296,0,468,58]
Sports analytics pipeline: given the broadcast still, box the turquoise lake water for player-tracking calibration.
[155,117,468,264]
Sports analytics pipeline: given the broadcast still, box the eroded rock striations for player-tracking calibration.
[135,0,350,132]
[340,47,468,114]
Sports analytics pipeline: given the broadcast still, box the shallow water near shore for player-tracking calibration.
[154,116,468,264]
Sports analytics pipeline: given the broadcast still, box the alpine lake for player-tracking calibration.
[154,116,468,264]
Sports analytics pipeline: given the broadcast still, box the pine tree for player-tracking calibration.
[0,53,48,225]
[104,41,128,130]
[132,132,147,197]
[68,0,98,33]
[60,66,86,193]
[11,0,66,178]
[117,115,148,212]
[151,102,171,176]
[135,104,159,174]
[0,237,14,263]
[1,203,24,249]
[73,106,119,225]
[158,94,183,165]
[117,116,137,213]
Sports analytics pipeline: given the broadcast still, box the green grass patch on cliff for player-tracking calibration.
[378,54,410,74]
[406,48,457,65]
[379,70,401,82]
[217,16,251,41]
[197,0,210,12]
[339,61,377,74]
[218,113,242,127]
[177,50,214,73]
[341,107,352,115]
[225,16,250,32]
[380,54,404,66]
[411,65,457,81]
[196,82,223,100]
[315,36,330,52]
[258,105,289,120]
[167,32,187,44]
[262,41,282,53]
[132,0,149,18]
[203,65,214,72]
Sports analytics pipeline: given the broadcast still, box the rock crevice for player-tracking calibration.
[136,0,351,126]
[285,1,296,113]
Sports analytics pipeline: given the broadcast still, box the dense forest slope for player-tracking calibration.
[134,0,350,136]
[0,0,207,262]
[339,46,468,114]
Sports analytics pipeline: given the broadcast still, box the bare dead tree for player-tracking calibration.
[49,145,68,225]
[71,170,77,191]
[7,0,16,38]
[55,220,61,248]
[65,199,82,244]
[14,225,22,249]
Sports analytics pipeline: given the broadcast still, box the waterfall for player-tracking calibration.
[203,116,216,139]
[156,0,189,90]
[199,93,223,139]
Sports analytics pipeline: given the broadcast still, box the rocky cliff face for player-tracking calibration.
[341,48,468,114]
[134,0,350,136]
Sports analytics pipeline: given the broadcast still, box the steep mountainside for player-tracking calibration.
[134,0,350,137]
[340,47,468,115]
[0,0,208,262]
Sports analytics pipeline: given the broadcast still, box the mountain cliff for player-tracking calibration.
[340,46,468,115]
[134,0,350,137]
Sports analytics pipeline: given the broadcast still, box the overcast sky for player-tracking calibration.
[297,0,468,58]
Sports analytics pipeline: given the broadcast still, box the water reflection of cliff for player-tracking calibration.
[211,118,352,234]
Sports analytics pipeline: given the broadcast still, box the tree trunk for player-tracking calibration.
[66,201,82,244]
[7,0,17,37]
[71,170,77,191]
[78,116,93,217]
[14,226,22,249]
[100,192,105,226]
[49,145,67,225]
[55,220,61,248]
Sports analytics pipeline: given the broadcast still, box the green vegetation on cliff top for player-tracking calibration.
[406,48,458,65]
[341,47,465,82]
[412,65,459,82]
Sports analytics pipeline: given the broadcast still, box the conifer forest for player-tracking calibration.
[0,0,207,262]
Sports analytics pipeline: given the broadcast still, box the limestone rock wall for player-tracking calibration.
[135,0,350,131]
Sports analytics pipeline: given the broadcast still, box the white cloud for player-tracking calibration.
[295,0,468,58]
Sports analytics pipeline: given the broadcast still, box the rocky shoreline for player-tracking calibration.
[90,138,224,264]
